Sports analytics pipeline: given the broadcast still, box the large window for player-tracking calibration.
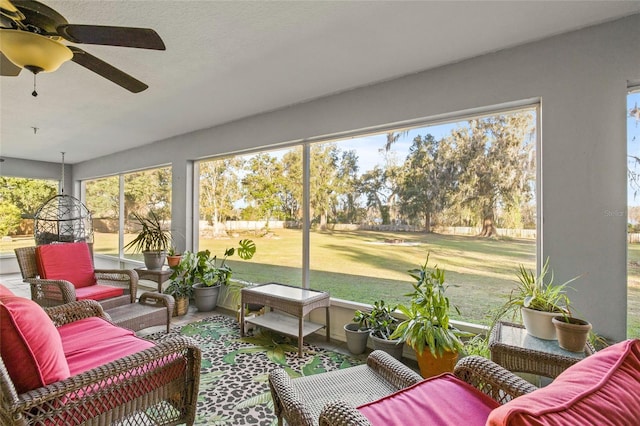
[85,176,119,257]
[0,177,58,254]
[198,106,537,326]
[84,166,172,261]
[627,89,640,338]
[198,148,303,285]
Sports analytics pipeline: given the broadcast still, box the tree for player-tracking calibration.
[199,158,243,229]
[243,153,285,231]
[124,167,172,221]
[0,202,21,236]
[397,134,457,231]
[450,112,535,236]
[359,166,392,225]
[85,176,119,219]
[279,148,303,222]
[0,177,58,218]
[309,144,341,229]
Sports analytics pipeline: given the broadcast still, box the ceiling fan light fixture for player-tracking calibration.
[0,29,72,73]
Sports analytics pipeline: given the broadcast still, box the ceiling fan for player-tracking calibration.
[0,0,165,94]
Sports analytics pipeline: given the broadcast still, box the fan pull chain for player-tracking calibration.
[32,73,38,97]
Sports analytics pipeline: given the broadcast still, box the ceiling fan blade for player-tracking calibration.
[0,0,25,21]
[69,46,148,93]
[1,51,22,76]
[58,25,165,50]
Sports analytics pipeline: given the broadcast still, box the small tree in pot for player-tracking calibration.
[391,255,466,377]
[124,211,172,270]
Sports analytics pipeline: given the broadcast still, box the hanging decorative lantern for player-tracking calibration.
[33,153,94,245]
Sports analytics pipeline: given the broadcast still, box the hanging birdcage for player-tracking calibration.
[33,152,94,246]
[33,194,94,245]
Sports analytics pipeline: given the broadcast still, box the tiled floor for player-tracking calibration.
[0,272,361,359]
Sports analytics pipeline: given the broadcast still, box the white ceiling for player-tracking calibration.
[1,0,639,164]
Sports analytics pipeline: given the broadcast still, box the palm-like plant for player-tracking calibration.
[124,211,172,253]
[391,255,465,357]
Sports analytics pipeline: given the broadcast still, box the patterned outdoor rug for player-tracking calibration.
[147,315,363,426]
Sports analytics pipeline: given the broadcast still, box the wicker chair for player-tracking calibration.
[268,350,537,426]
[15,245,137,309]
[268,350,423,426]
[0,300,201,426]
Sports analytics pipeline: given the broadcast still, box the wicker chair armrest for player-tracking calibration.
[454,355,538,404]
[319,400,372,426]
[10,336,201,421]
[26,278,77,307]
[140,291,175,310]
[268,368,315,426]
[366,350,422,388]
[44,300,108,327]
[95,269,138,303]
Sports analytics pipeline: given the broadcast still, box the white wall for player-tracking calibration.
[36,15,640,341]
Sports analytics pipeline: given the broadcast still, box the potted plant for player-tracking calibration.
[344,309,371,355]
[367,300,404,360]
[496,258,578,340]
[124,211,172,270]
[173,239,256,312]
[552,314,592,352]
[391,255,466,377]
[166,246,182,267]
[164,266,194,316]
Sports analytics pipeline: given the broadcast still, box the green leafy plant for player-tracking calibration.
[352,309,372,331]
[390,254,466,357]
[496,257,577,321]
[168,239,256,291]
[124,211,172,253]
[367,300,399,340]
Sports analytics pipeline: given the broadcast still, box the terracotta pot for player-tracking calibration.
[173,296,189,316]
[415,348,458,378]
[167,255,182,267]
[552,316,592,352]
[521,307,558,340]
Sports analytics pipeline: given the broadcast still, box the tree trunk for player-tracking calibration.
[425,210,431,233]
[480,216,497,237]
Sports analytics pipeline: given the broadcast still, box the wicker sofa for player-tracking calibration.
[271,339,640,426]
[0,285,201,426]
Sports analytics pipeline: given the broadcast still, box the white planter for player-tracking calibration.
[521,307,558,340]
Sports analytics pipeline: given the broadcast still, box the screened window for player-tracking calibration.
[0,177,58,254]
[198,106,537,326]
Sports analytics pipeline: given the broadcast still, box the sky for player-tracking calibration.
[627,91,640,207]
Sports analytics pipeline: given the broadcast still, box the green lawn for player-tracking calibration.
[4,229,640,336]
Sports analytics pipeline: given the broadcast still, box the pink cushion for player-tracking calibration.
[0,283,14,296]
[58,317,155,375]
[358,373,499,426]
[488,339,640,426]
[36,242,97,288]
[75,284,124,301]
[0,296,70,394]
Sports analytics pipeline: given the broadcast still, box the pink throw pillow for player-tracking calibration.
[0,283,15,296]
[358,373,499,425]
[0,296,70,394]
[35,242,97,288]
[487,339,640,425]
